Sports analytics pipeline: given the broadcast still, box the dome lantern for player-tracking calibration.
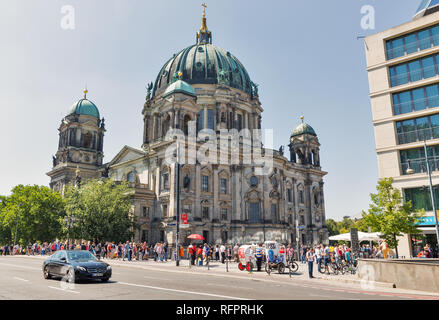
[197,3,212,45]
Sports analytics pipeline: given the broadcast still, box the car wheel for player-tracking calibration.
[101,277,109,282]
[66,268,75,283]
[43,266,52,279]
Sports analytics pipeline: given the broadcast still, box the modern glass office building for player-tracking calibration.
[366,1,439,257]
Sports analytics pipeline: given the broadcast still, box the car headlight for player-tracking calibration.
[107,266,112,271]
[76,266,86,272]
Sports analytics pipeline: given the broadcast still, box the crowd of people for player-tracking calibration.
[1,239,437,265]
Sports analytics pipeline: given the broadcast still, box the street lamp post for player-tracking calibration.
[406,139,439,249]
[176,140,181,267]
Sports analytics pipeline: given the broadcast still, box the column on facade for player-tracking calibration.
[195,164,201,219]
[213,167,219,221]
[304,179,313,245]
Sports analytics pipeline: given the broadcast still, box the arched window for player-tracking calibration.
[83,132,92,148]
[249,202,260,223]
[183,115,191,136]
[197,110,204,131]
[162,115,170,137]
[127,171,135,183]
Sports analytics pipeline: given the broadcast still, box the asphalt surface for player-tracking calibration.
[0,256,438,300]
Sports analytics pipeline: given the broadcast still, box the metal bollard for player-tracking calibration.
[226,258,229,272]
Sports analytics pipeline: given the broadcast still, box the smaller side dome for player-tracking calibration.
[291,122,317,138]
[68,98,100,119]
[162,79,197,98]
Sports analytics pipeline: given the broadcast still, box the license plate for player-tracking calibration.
[92,273,103,277]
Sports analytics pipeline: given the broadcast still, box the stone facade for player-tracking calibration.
[47,11,328,247]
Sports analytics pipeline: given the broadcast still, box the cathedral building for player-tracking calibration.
[48,8,328,246]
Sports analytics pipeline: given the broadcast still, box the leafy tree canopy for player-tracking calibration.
[362,178,423,255]
[64,179,134,243]
[0,185,65,245]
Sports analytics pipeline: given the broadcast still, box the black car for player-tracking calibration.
[43,250,112,282]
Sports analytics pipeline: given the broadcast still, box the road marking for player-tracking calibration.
[117,281,249,300]
[13,277,29,282]
[48,286,80,294]
[0,262,40,271]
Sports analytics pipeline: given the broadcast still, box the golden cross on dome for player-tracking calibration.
[202,3,207,15]
[300,116,305,123]
[83,85,88,99]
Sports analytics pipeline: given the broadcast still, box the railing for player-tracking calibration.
[397,126,439,144]
[390,64,439,87]
[402,158,439,175]
[387,34,439,60]
[394,94,439,115]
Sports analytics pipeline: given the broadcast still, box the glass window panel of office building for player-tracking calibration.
[404,186,439,212]
[389,54,439,87]
[400,144,439,175]
[396,114,439,144]
[393,83,439,115]
[386,23,439,60]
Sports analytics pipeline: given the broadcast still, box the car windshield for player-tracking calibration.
[67,251,97,262]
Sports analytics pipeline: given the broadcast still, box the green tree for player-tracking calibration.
[64,179,134,243]
[362,178,423,257]
[0,185,65,245]
[326,219,340,236]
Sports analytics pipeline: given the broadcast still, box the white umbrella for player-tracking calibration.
[359,232,382,242]
[329,231,382,242]
[328,232,351,241]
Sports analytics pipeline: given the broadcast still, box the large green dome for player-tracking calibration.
[291,123,317,138]
[68,98,100,119]
[152,43,253,98]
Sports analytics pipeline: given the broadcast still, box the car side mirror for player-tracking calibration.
[60,257,66,262]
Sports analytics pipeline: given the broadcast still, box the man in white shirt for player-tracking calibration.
[315,245,322,273]
[220,244,226,263]
[306,248,316,278]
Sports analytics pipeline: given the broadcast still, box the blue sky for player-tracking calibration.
[0,1,420,220]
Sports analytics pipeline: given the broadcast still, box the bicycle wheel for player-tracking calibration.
[342,265,349,275]
[289,261,299,273]
[265,262,271,275]
[318,261,326,274]
[278,263,285,274]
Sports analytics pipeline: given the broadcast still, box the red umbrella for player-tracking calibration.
[187,234,205,240]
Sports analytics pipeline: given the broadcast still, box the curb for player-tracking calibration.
[319,276,396,289]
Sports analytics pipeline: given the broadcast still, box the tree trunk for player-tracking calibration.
[394,234,398,259]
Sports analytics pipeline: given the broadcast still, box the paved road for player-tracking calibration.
[0,256,438,300]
